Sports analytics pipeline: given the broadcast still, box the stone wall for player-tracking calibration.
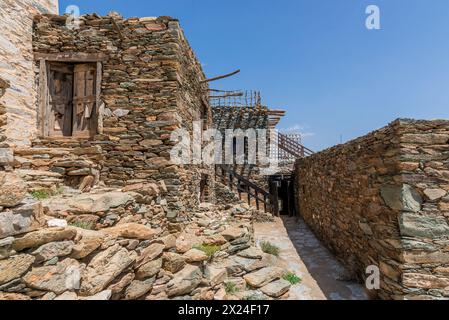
[295,119,449,300]
[31,13,213,217]
[0,0,58,147]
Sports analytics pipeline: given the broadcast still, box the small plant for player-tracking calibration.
[30,190,51,200]
[260,241,280,257]
[243,293,264,301]
[224,282,239,295]
[283,272,302,285]
[193,244,221,260]
[69,221,94,230]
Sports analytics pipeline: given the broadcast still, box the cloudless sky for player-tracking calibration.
[58,0,449,151]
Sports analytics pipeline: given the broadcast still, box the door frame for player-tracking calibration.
[37,52,106,138]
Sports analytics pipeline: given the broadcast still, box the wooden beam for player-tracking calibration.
[38,59,48,137]
[95,61,103,135]
[201,69,240,83]
[209,93,244,98]
[34,52,108,62]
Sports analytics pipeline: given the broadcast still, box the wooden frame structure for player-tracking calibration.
[36,52,106,139]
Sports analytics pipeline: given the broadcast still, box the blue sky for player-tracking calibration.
[58,0,449,151]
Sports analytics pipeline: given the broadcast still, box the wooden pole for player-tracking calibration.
[201,69,240,83]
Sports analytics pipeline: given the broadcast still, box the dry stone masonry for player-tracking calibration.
[30,13,214,216]
[0,5,296,301]
[295,119,449,300]
[0,0,58,147]
[0,180,294,300]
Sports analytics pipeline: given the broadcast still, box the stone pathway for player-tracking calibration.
[254,217,370,300]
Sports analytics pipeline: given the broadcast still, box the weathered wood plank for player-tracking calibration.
[38,59,48,137]
[95,62,103,135]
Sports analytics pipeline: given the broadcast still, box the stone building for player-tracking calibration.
[0,0,59,147]
[0,6,218,218]
[31,13,215,216]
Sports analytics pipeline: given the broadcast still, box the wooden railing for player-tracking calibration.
[215,165,279,216]
[277,132,314,158]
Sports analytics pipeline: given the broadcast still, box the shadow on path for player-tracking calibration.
[281,216,370,300]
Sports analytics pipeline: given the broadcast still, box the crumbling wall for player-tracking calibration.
[295,119,449,300]
[32,14,212,216]
[0,0,58,147]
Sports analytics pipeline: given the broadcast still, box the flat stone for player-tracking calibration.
[423,189,447,201]
[205,265,227,287]
[71,237,103,259]
[381,184,422,212]
[123,183,160,197]
[102,223,157,240]
[23,259,82,295]
[0,254,35,285]
[183,249,208,263]
[40,292,57,300]
[260,279,291,298]
[32,241,74,263]
[124,278,155,300]
[166,264,202,297]
[0,293,31,300]
[243,267,284,288]
[12,228,76,252]
[108,273,135,294]
[0,172,27,207]
[85,290,112,300]
[0,148,13,166]
[221,227,246,241]
[66,192,134,214]
[162,252,186,273]
[80,244,137,296]
[237,247,264,260]
[227,243,250,255]
[228,253,277,274]
[158,234,177,249]
[203,234,227,246]
[399,213,449,238]
[175,233,202,253]
[135,243,165,267]
[403,251,449,264]
[54,292,78,300]
[136,258,162,280]
[47,219,68,228]
[0,199,43,239]
[0,237,15,260]
[403,273,449,289]
[113,109,130,117]
[358,222,373,236]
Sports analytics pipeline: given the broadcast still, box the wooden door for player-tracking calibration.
[48,63,74,137]
[73,63,97,138]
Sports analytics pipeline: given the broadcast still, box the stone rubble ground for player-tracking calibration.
[0,172,299,301]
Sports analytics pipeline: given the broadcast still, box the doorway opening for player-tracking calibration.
[268,174,297,216]
[200,173,211,203]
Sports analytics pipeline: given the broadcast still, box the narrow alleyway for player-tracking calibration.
[254,217,370,300]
